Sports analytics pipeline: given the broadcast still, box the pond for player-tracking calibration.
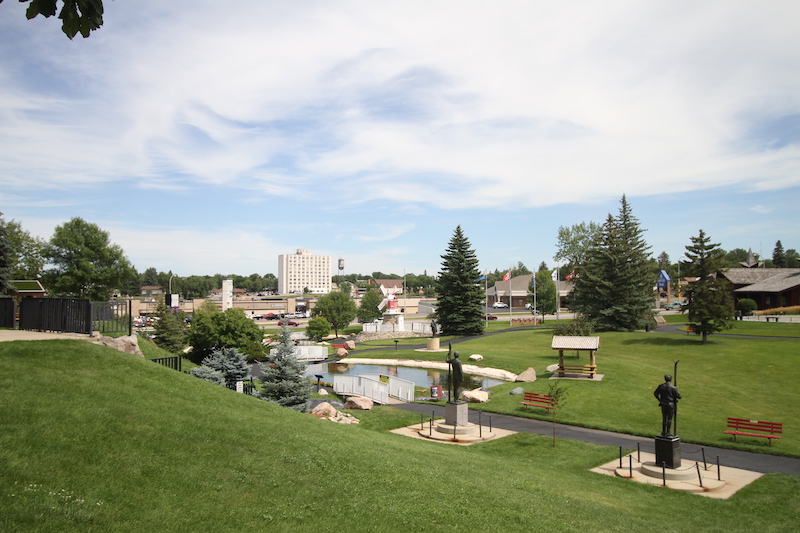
[304,361,505,391]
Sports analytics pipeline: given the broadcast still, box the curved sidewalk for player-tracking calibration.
[394,402,800,476]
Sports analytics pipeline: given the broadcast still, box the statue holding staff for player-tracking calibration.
[446,344,463,401]
[653,374,681,436]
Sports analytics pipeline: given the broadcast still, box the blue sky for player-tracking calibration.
[1,1,798,278]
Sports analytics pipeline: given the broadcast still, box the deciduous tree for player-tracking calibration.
[152,303,187,354]
[42,217,136,301]
[186,303,265,363]
[2,0,104,39]
[435,226,484,336]
[357,290,384,323]
[312,291,357,338]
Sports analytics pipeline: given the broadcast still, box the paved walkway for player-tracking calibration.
[393,402,800,476]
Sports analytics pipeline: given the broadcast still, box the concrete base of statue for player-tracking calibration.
[654,435,682,469]
[416,400,497,443]
[426,338,440,351]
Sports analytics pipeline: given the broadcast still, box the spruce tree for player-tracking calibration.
[0,213,12,294]
[435,226,484,336]
[772,240,788,268]
[683,230,735,343]
[569,196,653,331]
[258,326,311,411]
[201,347,251,387]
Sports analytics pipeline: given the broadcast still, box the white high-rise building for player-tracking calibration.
[277,249,332,295]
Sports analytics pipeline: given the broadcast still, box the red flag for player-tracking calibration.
[503,271,510,282]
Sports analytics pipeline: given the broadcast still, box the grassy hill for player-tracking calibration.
[2,339,799,532]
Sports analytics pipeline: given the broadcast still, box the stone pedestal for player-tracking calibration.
[445,401,468,426]
[654,435,681,469]
[426,338,440,351]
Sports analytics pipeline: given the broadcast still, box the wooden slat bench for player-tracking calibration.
[724,418,783,446]
[519,392,555,413]
[557,364,597,378]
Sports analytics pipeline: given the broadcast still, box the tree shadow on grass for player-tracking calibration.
[619,336,707,347]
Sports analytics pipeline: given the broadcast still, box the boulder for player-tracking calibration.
[311,402,338,418]
[345,340,356,350]
[317,388,329,396]
[515,367,537,382]
[462,389,489,403]
[468,354,483,361]
[509,387,525,395]
[336,347,349,357]
[95,334,144,358]
[344,396,374,410]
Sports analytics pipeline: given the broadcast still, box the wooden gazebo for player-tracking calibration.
[551,336,601,379]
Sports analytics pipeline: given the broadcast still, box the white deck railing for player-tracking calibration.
[333,374,415,403]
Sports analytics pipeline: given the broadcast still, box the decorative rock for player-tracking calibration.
[344,396,374,410]
[336,347,349,357]
[317,388,329,396]
[311,402,338,418]
[345,340,356,350]
[468,354,483,361]
[462,389,489,403]
[515,367,537,382]
[95,334,144,358]
[509,387,525,395]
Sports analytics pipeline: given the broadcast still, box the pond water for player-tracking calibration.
[304,362,505,391]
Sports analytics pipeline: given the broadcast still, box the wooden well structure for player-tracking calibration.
[551,336,601,379]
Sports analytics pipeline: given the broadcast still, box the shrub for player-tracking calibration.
[189,366,225,386]
[552,316,595,336]
[201,347,251,386]
[306,316,331,342]
[737,298,758,315]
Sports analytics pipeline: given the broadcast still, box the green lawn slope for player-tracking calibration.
[2,339,799,532]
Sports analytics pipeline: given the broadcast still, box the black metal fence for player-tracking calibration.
[150,356,182,372]
[92,300,132,336]
[0,298,15,329]
[19,298,92,334]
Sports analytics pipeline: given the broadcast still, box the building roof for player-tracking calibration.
[9,280,46,294]
[720,268,800,286]
[486,274,534,296]
[733,270,800,293]
[551,336,600,350]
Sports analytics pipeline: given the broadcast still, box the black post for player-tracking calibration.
[662,462,667,486]
[637,442,641,463]
[702,448,707,470]
[619,447,623,468]
[717,456,721,481]
[696,463,704,488]
[673,359,680,435]
[479,411,482,438]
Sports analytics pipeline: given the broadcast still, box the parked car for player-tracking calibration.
[492,301,509,308]
[279,319,299,327]
[264,313,279,320]
[663,301,685,310]
[485,314,498,321]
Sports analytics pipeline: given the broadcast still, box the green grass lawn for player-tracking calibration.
[1,339,799,532]
[346,326,800,457]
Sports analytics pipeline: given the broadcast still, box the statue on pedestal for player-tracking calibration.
[654,374,681,436]
[446,344,463,402]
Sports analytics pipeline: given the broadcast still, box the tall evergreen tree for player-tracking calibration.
[435,226,484,336]
[683,230,735,344]
[258,326,311,412]
[569,195,653,331]
[772,240,788,268]
[0,213,12,294]
[152,303,187,354]
[201,347,251,387]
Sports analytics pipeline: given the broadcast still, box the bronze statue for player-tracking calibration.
[653,374,681,436]
[446,344,463,401]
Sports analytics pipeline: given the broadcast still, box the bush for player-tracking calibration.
[189,366,225,386]
[736,298,758,315]
[552,316,595,336]
[201,347,251,386]
[306,316,331,342]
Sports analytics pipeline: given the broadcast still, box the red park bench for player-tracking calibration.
[724,417,783,446]
[518,392,555,414]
